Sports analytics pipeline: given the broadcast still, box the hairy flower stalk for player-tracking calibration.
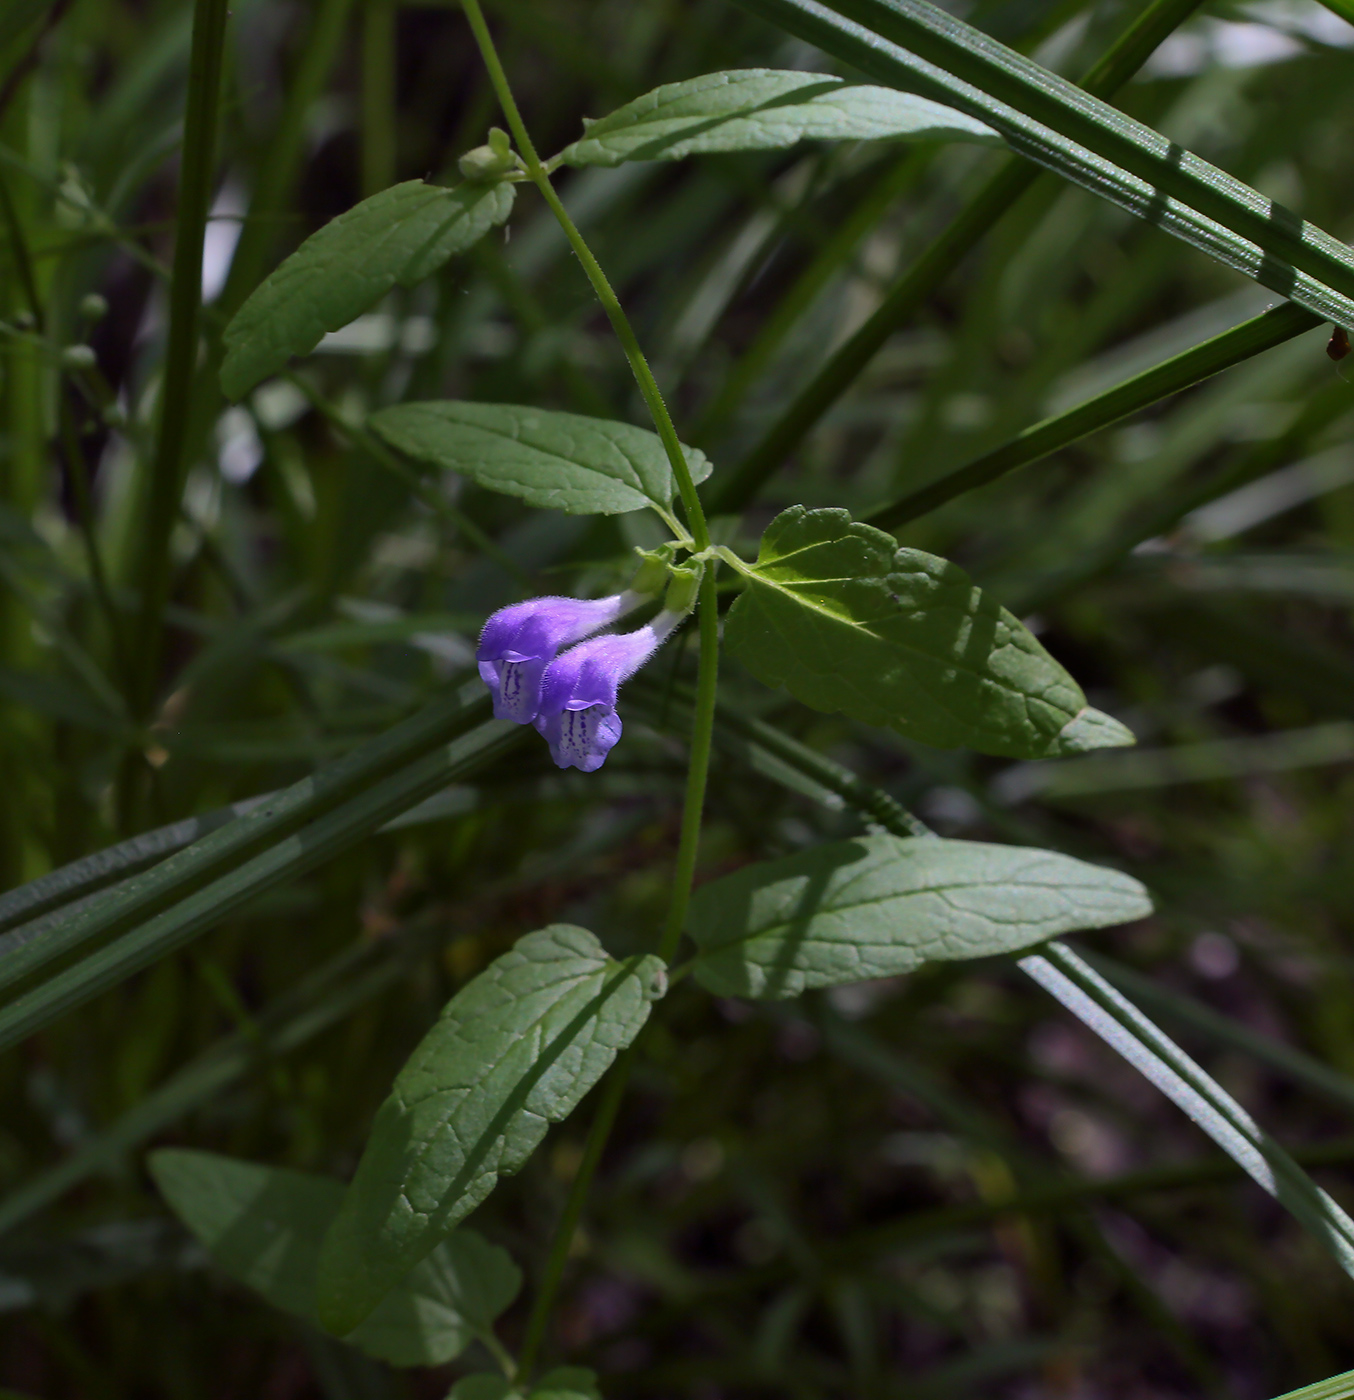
[534,611,684,771]
[476,590,646,724]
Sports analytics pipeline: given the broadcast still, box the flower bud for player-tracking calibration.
[79,293,109,322]
[60,344,97,370]
[458,137,516,183]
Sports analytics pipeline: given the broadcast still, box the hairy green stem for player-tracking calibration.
[459,5,724,1374]
[459,0,710,551]
[657,571,720,964]
[710,0,1208,514]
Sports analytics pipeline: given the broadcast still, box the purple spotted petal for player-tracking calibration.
[476,592,638,723]
[533,612,681,771]
[535,706,624,773]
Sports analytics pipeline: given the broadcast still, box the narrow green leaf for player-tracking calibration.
[220,181,515,399]
[0,682,487,1003]
[369,401,712,519]
[1025,942,1354,1283]
[818,0,1354,307]
[0,796,266,944]
[732,0,1354,330]
[149,1150,520,1367]
[1270,1370,1354,1400]
[0,719,521,1053]
[557,69,997,167]
[724,507,1134,758]
[688,832,1151,999]
[316,925,666,1335]
[866,301,1321,531]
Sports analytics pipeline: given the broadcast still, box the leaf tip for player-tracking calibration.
[1055,706,1136,755]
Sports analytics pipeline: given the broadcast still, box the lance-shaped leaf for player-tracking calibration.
[369,401,712,520]
[689,832,1151,999]
[220,181,515,400]
[724,506,1133,758]
[148,1149,520,1367]
[316,925,666,1335]
[557,69,997,167]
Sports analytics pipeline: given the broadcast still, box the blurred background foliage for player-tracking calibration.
[2,0,1354,1394]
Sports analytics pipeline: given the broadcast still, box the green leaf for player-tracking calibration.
[448,1370,602,1400]
[689,832,1151,999]
[1269,1368,1354,1400]
[557,69,997,167]
[724,506,1133,758]
[368,401,712,521]
[316,925,667,1335]
[220,181,515,400]
[531,1370,603,1400]
[148,1149,520,1368]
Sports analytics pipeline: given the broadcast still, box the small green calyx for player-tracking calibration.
[459,130,518,183]
[664,561,703,616]
[630,543,677,595]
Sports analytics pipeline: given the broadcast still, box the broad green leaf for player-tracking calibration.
[369,401,712,520]
[316,925,667,1335]
[689,832,1151,999]
[449,1372,600,1400]
[532,1370,603,1400]
[220,181,515,399]
[148,1149,520,1367]
[450,1366,599,1400]
[557,69,997,167]
[724,506,1134,758]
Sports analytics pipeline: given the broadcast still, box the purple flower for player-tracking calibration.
[477,592,641,724]
[533,613,681,772]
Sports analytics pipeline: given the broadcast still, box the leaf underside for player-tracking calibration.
[220,181,515,400]
[689,832,1153,999]
[148,1149,520,1368]
[725,506,1135,759]
[316,924,666,1335]
[559,68,998,166]
[369,400,712,517]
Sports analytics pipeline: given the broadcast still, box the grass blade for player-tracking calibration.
[0,683,489,999]
[819,0,1354,308]
[732,0,1354,327]
[0,719,521,1052]
[1021,942,1354,1281]
[866,301,1320,530]
[709,0,1206,512]
[127,0,231,722]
